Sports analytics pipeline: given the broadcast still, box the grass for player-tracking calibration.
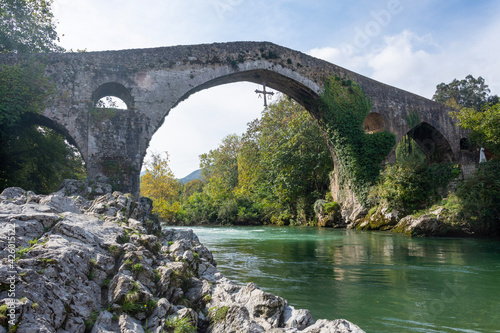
[40,258,58,267]
[164,316,196,333]
[153,269,161,283]
[116,231,130,244]
[108,244,121,257]
[209,306,230,324]
[15,246,31,260]
[85,310,99,330]
[101,278,111,287]
[131,263,143,272]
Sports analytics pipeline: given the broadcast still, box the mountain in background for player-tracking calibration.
[140,169,202,184]
[179,169,202,184]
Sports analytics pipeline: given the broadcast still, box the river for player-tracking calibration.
[171,226,500,332]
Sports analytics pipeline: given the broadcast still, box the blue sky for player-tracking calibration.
[53,0,500,177]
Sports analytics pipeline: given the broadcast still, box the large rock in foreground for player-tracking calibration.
[0,184,364,333]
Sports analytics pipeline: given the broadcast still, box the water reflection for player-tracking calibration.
[175,226,500,333]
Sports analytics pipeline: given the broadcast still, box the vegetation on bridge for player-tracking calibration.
[318,76,396,205]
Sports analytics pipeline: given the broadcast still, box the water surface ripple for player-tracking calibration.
[173,226,500,332]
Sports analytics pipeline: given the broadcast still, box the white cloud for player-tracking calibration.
[310,27,500,99]
[367,30,439,97]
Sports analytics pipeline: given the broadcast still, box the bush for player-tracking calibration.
[456,160,500,234]
[370,161,461,214]
[324,201,340,215]
[181,192,217,224]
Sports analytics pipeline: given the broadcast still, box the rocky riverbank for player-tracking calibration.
[348,201,473,237]
[0,180,364,333]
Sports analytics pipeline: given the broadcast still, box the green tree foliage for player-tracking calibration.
[319,76,396,204]
[179,96,334,225]
[432,75,498,110]
[182,178,204,200]
[369,161,461,215]
[451,102,500,155]
[0,0,84,193]
[455,160,500,234]
[140,152,182,222]
[1,126,85,193]
[200,134,241,200]
[0,62,50,131]
[0,0,64,53]
[395,135,426,165]
[253,97,334,224]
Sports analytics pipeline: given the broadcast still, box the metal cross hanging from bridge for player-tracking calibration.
[255,82,274,107]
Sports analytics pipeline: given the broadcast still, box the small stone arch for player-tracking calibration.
[407,122,454,163]
[363,112,386,134]
[92,82,134,109]
[460,138,472,151]
[20,112,86,165]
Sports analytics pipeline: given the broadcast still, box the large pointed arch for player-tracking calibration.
[407,122,454,163]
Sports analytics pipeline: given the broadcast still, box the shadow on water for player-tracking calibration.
[171,226,500,333]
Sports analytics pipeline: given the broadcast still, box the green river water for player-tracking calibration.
[174,226,500,332]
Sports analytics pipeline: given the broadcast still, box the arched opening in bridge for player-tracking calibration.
[92,82,132,109]
[142,70,332,225]
[405,122,454,163]
[363,112,386,134]
[144,69,322,179]
[460,138,472,151]
[395,134,426,164]
[1,113,86,194]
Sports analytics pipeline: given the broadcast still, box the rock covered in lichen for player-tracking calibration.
[0,185,365,333]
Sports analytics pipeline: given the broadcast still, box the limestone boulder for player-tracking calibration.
[303,319,365,333]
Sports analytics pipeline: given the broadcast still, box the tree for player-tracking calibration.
[180,95,334,225]
[0,125,85,193]
[451,102,500,155]
[200,134,241,199]
[0,62,51,133]
[255,97,334,222]
[432,75,497,110]
[0,0,64,53]
[140,152,182,221]
[235,118,262,198]
[182,178,204,200]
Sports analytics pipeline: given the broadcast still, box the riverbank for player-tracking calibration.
[0,180,364,333]
[349,199,498,237]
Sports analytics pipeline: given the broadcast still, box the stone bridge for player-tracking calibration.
[0,42,474,198]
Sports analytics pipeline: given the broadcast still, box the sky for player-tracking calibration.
[52,0,500,178]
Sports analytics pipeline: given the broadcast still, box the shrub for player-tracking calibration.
[370,161,460,214]
[456,160,500,234]
[324,201,340,215]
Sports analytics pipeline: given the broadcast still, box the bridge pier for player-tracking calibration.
[86,108,148,198]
